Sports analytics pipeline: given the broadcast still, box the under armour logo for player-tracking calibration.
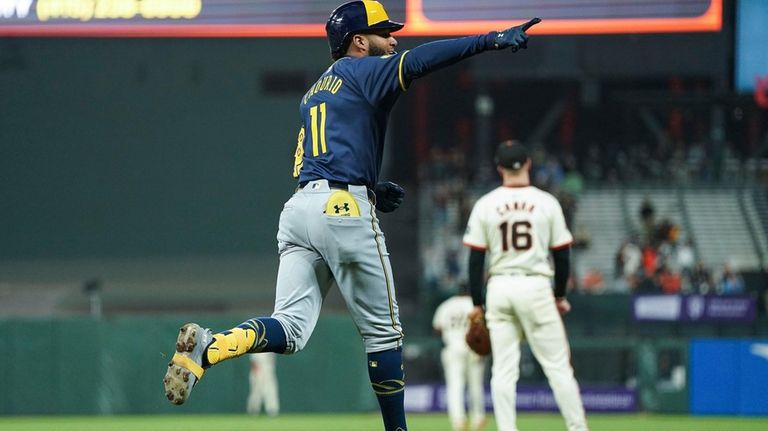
[334,203,350,213]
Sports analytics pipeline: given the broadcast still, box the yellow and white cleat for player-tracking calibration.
[163,323,213,405]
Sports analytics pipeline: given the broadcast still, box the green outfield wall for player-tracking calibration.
[0,313,700,416]
[0,315,377,415]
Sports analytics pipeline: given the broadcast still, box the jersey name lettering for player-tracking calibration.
[496,200,535,216]
[302,74,343,105]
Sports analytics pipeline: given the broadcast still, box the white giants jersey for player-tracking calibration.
[433,295,474,350]
[462,185,572,277]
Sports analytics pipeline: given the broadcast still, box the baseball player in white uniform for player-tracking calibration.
[462,140,588,431]
[432,287,487,431]
[247,353,279,416]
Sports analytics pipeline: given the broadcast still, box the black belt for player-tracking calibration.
[298,180,376,202]
[298,180,353,190]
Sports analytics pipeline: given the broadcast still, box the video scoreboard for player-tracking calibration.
[0,0,722,37]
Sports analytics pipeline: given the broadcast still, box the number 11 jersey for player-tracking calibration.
[294,53,408,189]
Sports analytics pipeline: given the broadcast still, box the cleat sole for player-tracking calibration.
[163,323,211,406]
[164,363,191,405]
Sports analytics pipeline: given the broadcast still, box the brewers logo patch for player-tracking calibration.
[325,190,361,217]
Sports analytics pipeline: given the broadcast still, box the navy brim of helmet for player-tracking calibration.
[357,19,404,35]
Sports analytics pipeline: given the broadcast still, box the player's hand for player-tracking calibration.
[555,297,571,316]
[374,181,405,213]
[469,305,485,323]
[493,17,541,52]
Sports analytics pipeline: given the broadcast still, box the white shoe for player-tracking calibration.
[471,417,488,431]
[163,323,213,405]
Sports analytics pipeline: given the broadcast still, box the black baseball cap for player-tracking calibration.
[494,140,529,170]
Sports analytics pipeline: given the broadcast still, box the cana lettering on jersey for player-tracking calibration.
[496,201,535,216]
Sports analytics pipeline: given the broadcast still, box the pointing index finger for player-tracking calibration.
[521,17,541,32]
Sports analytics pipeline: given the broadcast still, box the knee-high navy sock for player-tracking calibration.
[368,347,407,431]
[238,317,287,353]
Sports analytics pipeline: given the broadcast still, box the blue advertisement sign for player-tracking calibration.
[690,339,768,415]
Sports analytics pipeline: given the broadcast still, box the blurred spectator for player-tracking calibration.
[615,238,642,281]
[655,219,680,246]
[559,192,578,228]
[533,156,564,192]
[635,272,661,294]
[689,260,715,294]
[641,245,659,277]
[581,269,606,294]
[658,265,682,294]
[571,222,591,250]
[639,197,656,243]
[717,264,746,295]
[582,143,604,182]
[674,239,696,279]
[559,157,583,228]
[686,142,707,180]
[561,156,584,198]
[619,273,641,293]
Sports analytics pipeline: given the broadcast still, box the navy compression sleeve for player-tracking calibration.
[468,249,486,307]
[552,247,571,298]
[400,33,498,85]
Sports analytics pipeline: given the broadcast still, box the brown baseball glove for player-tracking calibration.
[465,308,491,356]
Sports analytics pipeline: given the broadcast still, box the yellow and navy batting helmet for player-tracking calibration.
[326,1,404,60]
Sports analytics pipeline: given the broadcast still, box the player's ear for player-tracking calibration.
[351,34,367,51]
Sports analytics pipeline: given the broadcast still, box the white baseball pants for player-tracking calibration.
[441,347,486,430]
[485,275,588,431]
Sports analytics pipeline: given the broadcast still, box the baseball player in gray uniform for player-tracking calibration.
[433,286,487,431]
[162,2,541,430]
[463,141,589,431]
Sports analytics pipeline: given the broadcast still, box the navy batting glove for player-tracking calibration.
[374,181,405,213]
[491,17,541,52]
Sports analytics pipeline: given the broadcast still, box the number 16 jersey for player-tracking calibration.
[462,185,573,278]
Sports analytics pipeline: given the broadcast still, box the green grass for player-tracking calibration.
[1,413,767,431]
